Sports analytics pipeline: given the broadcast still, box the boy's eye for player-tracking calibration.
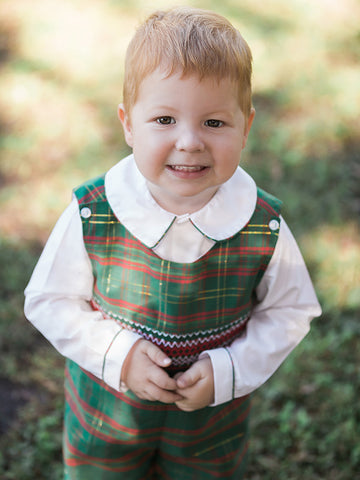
[156,116,175,125]
[205,119,223,128]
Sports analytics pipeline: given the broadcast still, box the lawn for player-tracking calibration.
[0,0,359,478]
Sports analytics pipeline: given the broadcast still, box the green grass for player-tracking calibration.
[0,0,359,478]
[248,313,360,479]
[0,238,64,479]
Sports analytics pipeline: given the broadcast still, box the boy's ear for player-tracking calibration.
[242,108,255,149]
[118,104,133,147]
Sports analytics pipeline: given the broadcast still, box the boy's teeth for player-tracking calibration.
[171,165,203,171]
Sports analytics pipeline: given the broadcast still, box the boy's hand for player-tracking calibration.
[174,356,214,412]
[121,339,183,403]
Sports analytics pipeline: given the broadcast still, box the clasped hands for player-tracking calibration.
[121,339,214,412]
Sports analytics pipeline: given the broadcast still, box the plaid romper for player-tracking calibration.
[63,174,281,479]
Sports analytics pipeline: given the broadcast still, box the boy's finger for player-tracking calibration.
[146,384,183,404]
[175,400,196,412]
[150,366,177,391]
[145,342,172,368]
[176,365,200,389]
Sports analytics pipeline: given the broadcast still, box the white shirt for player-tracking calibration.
[24,155,321,406]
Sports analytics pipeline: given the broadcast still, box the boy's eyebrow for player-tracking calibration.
[147,104,177,111]
[146,105,238,117]
[201,109,239,122]
[205,109,236,117]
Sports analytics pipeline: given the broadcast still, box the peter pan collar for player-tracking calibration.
[105,154,257,248]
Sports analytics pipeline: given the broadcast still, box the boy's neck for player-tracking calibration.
[146,181,219,216]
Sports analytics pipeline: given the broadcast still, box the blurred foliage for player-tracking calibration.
[0,0,359,478]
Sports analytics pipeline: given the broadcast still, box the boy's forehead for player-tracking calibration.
[137,66,237,93]
[132,70,240,115]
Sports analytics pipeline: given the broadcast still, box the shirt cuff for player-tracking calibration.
[102,329,142,392]
[199,348,234,406]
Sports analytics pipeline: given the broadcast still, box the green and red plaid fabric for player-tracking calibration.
[63,173,281,479]
[75,174,281,375]
[64,360,251,479]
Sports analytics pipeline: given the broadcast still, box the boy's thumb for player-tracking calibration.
[175,367,199,389]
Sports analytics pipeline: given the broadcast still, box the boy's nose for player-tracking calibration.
[175,128,205,153]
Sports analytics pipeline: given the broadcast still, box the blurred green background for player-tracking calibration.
[0,0,359,478]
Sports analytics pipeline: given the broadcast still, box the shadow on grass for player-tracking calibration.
[248,307,360,479]
[0,238,64,479]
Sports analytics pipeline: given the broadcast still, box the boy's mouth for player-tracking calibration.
[167,165,207,172]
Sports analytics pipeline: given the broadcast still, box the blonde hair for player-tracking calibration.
[123,7,253,119]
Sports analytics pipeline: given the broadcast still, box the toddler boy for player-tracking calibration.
[25,7,321,479]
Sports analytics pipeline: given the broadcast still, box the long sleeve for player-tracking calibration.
[24,198,141,392]
[200,218,322,406]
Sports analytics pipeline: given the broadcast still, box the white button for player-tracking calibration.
[80,207,92,219]
[269,219,280,231]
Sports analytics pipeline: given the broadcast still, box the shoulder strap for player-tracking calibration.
[73,174,107,205]
[256,187,282,217]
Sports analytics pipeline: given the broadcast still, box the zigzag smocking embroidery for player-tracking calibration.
[91,298,249,341]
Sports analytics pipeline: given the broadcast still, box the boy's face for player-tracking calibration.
[119,69,255,214]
